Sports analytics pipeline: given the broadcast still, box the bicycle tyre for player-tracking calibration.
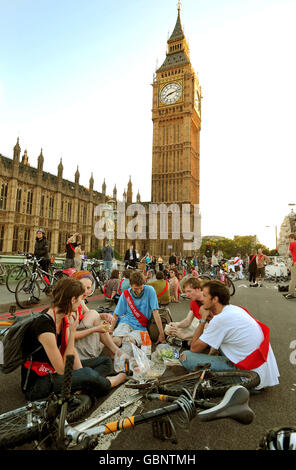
[0,401,46,449]
[157,369,260,398]
[225,276,235,296]
[6,265,30,293]
[15,278,41,309]
[0,394,92,450]
[89,279,97,297]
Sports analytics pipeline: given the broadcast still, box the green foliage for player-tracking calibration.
[199,236,271,258]
[87,248,122,261]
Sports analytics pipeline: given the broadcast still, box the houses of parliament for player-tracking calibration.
[0,6,201,259]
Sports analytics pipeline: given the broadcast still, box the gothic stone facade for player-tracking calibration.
[0,139,107,255]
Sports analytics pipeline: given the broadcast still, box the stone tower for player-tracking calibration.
[150,5,201,256]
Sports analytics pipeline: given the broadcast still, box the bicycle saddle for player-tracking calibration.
[197,385,255,425]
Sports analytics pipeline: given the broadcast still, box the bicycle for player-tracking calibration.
[14,257,65,309]
[5,253,34,293]
[125,365,260,398]
[88,259,109,296]
[199,273,236,296]
[0,355,256,450]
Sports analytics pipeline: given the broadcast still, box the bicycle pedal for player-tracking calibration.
[152,418,178,444]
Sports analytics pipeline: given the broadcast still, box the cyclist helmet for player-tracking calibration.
[259,426,296,450]
[36,228,45,234]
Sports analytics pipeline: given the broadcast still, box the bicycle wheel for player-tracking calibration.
[6,265,29,293]
[15,278,41,309]
[0,401,46,449]
[0,395,92,450]
[89,279,97,296]
[225,276,235,296]
[157,369,260,398]
[199,274,211,281]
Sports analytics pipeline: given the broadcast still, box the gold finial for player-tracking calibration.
[177,0,181,13]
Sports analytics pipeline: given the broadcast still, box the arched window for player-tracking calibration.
[0,182,8,210]
[26,190,33,214]
[15,187,22,212]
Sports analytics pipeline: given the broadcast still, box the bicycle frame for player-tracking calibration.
[24,258,58,293]
[63,385,254,448]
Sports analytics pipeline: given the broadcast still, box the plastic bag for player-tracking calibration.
[113,350,132,373]
[130,343,151,378]
[151,344,180,366]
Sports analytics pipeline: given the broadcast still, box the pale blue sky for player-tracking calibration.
[1,0,295,248]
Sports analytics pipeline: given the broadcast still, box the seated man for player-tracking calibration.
[179,280,280,390]
[165,277,204,344]
[148,271,170,305]
[110,271,166,347]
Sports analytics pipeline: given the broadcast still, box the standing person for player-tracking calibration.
[179,280,280,390]
[285,233,296,299]
[150,256,157,276]
[102,242,114,277]
[256,249,270,287]
[248,251,258,287]
[141,252,151,272]
[74,243,83,271]
[21,277,127,401]
[65,233,80,268]
[211,252,219,276]
[110,271,166,347]
[169,252,177,266]
[34,228,50,273]
[233,253,241,280]
[124,244,137,268]
[158,255,164,271]
[169,268,180,303]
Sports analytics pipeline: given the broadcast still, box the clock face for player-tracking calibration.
[160,82,182,105]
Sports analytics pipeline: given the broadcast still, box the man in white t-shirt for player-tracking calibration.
[179,280,280,389]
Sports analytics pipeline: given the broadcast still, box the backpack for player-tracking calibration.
[0,309,50,374]
[148,307,173,343]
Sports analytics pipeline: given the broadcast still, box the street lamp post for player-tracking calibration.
[265,225,278,251]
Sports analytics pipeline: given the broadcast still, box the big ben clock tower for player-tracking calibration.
[151,4,201,256]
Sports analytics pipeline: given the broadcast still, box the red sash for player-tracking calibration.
[118,278,125,296]
[78,304,84,322]
[23,315,69,376]
[249,254,256,264]
[190,300,202,320]
[234,307,270,370]
[123,290,149,328]
[233,258,240,265]
[157,281,169,298]
[65,243,76,253]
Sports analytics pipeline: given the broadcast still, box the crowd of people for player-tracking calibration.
[21,229,296,404]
